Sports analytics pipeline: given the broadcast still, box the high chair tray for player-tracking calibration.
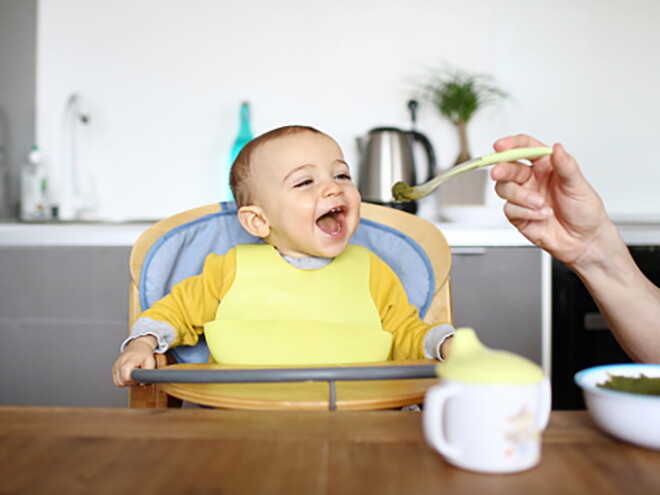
[132,362,437,383]
[132,361,439,411]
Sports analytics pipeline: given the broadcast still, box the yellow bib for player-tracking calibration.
[204,244,392,365]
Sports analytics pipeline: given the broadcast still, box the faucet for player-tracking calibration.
[56,93,96,220]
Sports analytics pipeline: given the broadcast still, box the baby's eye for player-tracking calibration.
[294,179,313,188]
[335,173,352,181]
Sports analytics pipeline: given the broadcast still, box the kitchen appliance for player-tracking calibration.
[357,100,437,214]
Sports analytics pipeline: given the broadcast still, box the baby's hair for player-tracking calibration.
[229,125,324,207]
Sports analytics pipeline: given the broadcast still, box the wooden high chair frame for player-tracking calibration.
[127,202,452,409]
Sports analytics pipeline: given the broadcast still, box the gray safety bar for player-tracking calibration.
[132,364,438,411]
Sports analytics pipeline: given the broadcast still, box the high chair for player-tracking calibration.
[127,201,452,409]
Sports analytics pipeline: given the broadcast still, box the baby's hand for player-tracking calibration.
[112,335,157,387]
[440,335,453,360]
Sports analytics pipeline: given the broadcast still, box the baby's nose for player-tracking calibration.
[322,179,343,197]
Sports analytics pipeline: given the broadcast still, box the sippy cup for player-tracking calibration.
[423,328,551,474]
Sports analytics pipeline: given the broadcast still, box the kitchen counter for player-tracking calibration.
[614,223,660,246]
[0,220,533,247]
[1,218,660,247]
[0,221,154,247]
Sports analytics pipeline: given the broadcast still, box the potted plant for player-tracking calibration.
[421,68,507,165]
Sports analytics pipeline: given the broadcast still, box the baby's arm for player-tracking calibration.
[112,335,157,387]
[112,251,236,387]
[423,324,454,361]
[369,252,454,360]
[134,251,234,348]
[119,319,176,355]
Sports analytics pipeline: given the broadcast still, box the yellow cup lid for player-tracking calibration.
[436,328,544,384]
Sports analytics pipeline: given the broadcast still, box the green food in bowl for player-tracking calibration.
[575,364,660,451]
[598,374,660,395]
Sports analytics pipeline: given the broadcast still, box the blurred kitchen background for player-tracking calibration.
[2,0,660,409]
[2,0,660,222]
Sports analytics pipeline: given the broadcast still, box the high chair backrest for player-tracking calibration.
[128,202,452,366]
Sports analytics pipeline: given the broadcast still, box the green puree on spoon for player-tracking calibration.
[392,147,553,202]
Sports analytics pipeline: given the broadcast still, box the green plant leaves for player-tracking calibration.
[421,69,507,124]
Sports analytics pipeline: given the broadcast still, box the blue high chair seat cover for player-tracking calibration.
[140,202,435,364]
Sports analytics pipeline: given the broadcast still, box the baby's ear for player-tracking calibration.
[237,205,271,238]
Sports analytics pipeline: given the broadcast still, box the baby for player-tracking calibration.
[113,125,453,386]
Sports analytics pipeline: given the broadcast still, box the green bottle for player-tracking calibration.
[224,102,252,201]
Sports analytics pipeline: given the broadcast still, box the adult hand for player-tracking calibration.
[492,135,660,363]
[490,134,612,267]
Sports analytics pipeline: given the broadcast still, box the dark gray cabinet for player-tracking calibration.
[0,243,547,407]
[449,246,546,366]
[0,246,130,406]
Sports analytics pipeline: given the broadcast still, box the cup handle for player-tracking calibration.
[423,384,460,459]
[536,377,552,430]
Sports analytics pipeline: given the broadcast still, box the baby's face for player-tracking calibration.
[249,131,361,258]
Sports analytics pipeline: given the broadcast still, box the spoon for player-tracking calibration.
[391,147,553,202]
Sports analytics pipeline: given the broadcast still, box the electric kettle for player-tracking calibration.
[357,101,437,214]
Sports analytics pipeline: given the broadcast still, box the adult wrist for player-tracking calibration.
[568,221,621,273]
[569,221,633,286]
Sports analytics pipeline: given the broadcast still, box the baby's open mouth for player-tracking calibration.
[316,207,346,236]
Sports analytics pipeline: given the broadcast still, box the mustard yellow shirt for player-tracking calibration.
[141,245,434,360]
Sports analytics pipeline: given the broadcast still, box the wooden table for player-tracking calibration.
[1,408,659,494]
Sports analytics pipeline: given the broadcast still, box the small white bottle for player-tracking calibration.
[20,145,48,221]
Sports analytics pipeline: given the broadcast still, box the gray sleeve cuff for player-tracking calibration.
[120,317,176,354]
[423,323,455,361]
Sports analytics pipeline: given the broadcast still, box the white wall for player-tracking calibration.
[36,0,660,221]
[493,0,660,219]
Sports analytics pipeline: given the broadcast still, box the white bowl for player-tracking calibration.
[574,364,660,450]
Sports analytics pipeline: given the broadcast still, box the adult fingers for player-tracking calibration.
[503,201,553,223]
[494,179,549,212]
[490,161,534,184]
[493,134,548,152]
[550,143,585,186]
